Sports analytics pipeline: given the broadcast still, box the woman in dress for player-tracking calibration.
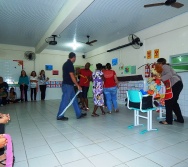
[91,63,105,116]
[38,70,49,100]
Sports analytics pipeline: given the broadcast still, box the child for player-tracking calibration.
[7,87,21,103]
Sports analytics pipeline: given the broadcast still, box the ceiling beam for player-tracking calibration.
[35,0,94,54]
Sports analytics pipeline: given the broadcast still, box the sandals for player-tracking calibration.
[91,113,99,117]
[159,121,172,125]
[115,109,119,113]
[81,106,89,111]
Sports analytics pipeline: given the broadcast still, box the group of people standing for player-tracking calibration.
[0,70,49,106]
[56,52,119,121]
[18,69,49,102]
[92,62,119,116]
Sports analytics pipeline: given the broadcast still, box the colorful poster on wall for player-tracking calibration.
[52,70,59,75]
[112,58,118,66]
[119,63,124,71]
[124,66,131,74]
[154,49,159,59]
[131,66,136,74]
[147,50,152,59]
[45,65,53,70]
[46,81,62,88]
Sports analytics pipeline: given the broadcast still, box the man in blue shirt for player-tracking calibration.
[57,52,87,120]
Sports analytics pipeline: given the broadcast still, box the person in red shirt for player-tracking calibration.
[103,63,119,113]
[79,62,92,111]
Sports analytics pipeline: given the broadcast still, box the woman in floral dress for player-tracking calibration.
[92,63,105,116]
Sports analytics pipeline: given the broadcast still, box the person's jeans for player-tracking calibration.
[103,86,118,111]
[39,85,46,100]
[20,85,28,101]
[31,88,37,100]
[57,84,81,119]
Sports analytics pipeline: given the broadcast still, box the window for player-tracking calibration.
[170,53,188,72]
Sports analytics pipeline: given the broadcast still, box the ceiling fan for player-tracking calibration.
[144,0,184,8]
[84,35,97,46]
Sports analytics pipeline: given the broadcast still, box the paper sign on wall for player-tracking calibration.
[154,49,159,59]
[112,58,118,66]
[147,50,152,59]
[124,66,131,74]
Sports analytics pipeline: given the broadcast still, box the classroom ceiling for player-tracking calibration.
[0,0,188,53]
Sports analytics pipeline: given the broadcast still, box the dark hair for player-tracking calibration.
[40,70,45,75]
[106,63,111,70]
[96,63,102,70]
[157,58,166,65]
[69,52,76,59]
[102,65,106,69]
[20,70,27,77]
[31,71,37,77]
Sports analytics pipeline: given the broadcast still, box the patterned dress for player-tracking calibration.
[92,70,104,106]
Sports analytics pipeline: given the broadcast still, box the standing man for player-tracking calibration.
[79,62,92,111]
[57,52,87,121]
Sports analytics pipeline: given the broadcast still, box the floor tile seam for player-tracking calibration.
[108,150,141,164]
[26,151,53,161]
[53,147,92,166]
[157,148,186,161]
[14,105,30,166]
[141,156,164,167]
[156,138,188,147]
[22,109,64,165]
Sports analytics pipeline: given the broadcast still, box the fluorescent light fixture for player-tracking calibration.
[67,39,82,50]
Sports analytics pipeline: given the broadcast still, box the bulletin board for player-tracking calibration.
[0,60,22,85]
[117,81,144,104]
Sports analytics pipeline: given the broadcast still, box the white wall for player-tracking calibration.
[86,12,188,77]
[86,12,188,117]
[0,44,86,100]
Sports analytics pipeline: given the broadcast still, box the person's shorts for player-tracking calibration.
[80,86,89,98]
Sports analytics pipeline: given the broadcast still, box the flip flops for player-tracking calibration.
[91,113,99,117]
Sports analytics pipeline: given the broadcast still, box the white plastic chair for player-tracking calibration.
[126,90,158,134]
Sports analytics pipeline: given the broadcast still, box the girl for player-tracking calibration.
[7,87,21,103]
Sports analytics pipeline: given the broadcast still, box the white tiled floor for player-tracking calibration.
[1,99,188,167]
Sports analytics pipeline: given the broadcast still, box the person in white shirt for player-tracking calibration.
[30,71,38,101]
[38,70,49,100]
